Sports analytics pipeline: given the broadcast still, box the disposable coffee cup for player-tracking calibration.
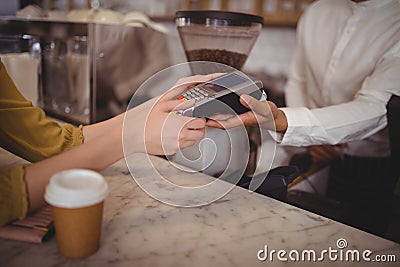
[44,169,109,258]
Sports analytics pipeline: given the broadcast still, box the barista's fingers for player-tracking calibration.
[206,96,269,129]
[236,111,259,126]
[206,115,245,129]
[239,94,277,127]
[240,95,270,117]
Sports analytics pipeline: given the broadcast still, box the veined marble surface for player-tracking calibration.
[0,153,399,267]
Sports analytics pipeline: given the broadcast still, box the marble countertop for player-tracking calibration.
[0,153,399,267]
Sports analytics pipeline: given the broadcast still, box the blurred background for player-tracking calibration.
[0,0,315,202]
[0,0,314,111]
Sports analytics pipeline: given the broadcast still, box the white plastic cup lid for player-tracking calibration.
[45,169,109,208]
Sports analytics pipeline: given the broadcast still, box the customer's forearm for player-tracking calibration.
[24,129,124,213]
[82,114,123,143]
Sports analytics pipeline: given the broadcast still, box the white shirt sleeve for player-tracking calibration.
[267,0,400,148]
[276,46,400,146]
[284,14,309,108]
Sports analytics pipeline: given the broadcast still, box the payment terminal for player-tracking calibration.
[175,71,267,118]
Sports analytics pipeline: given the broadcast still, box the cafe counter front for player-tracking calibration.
[0,152,399,267]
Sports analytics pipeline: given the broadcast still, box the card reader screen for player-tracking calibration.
[205,73,248,92]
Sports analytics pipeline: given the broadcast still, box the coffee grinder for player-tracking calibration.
[173,10,264,177]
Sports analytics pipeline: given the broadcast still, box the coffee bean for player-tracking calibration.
[185,49,247,70]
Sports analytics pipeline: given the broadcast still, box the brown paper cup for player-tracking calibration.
[52,202,104,258]
[45,169,109,259]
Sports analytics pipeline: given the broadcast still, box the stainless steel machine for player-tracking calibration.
[0,17,168,125]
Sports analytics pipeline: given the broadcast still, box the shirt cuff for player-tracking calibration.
[269,107,320,146]
[62,124,84,149]
[268,130,284,143]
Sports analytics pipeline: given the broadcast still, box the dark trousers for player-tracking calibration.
[327,155,397,237]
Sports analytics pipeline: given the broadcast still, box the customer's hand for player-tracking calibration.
[144,98,206,155]
[123,73,223,155]
[206,94,288,133]
[171,73,225,90]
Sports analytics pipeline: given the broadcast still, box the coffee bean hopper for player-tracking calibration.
[175,10,263,71]
[172,11,265,178]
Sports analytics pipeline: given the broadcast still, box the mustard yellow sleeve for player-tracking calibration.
[0,165,29,227]
[0,59,84,162]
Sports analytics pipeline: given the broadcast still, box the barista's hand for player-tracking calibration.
[306,144,345,165]
[206,94,288,133]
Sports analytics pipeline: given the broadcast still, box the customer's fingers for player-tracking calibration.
[162,84,193,100]
[177,126,205,150]
[173,73,225,88]
[158,99,195,113]
[209,113,236,121]
[205,119,225,129]
[179,140,197,150]
[181,128,205,141]
[184,117,206,130]
[164,73,226,100]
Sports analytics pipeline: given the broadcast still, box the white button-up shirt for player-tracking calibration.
[277,0,400,157]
